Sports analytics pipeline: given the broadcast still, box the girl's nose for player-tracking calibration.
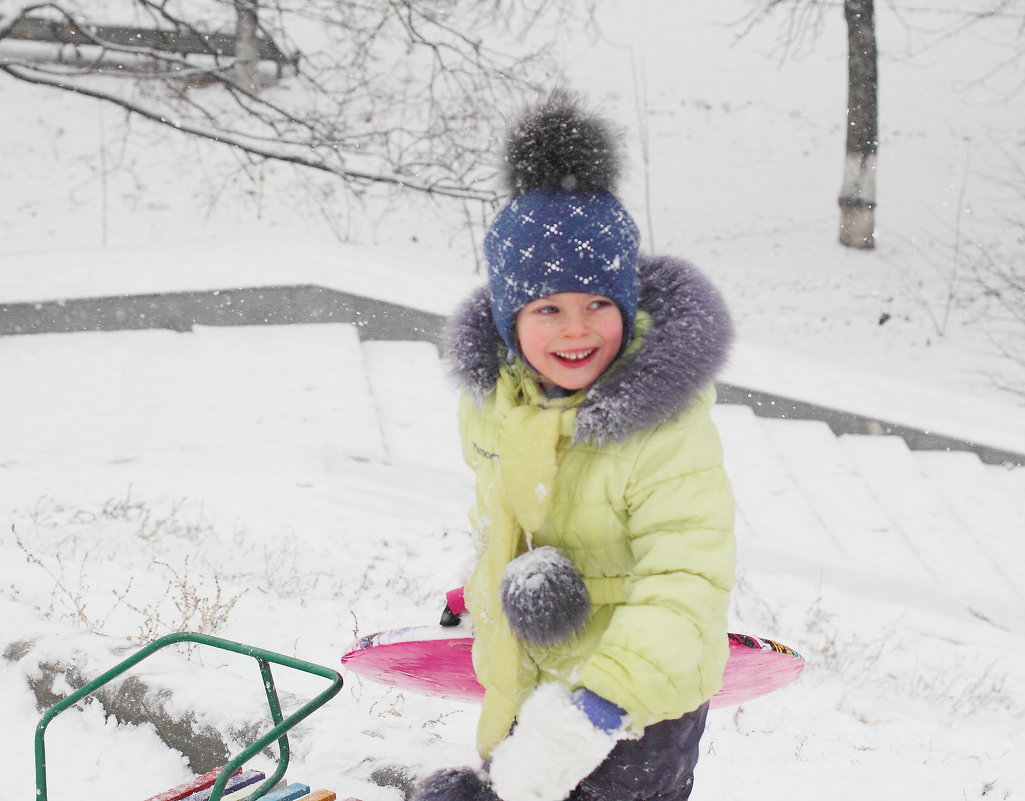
[561,313,589,337]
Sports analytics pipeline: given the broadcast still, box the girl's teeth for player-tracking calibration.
[556,349,596,361]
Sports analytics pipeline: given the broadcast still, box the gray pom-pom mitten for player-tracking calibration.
[412,767,498,801]
[500,546,591,647]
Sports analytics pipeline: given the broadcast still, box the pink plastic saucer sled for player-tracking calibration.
[341,626,803,708]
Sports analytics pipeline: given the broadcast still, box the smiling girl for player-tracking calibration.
[417,92,736,801]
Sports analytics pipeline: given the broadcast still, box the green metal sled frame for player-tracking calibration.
[34,631,344,801]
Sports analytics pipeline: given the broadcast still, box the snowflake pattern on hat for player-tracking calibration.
[485,190,641,352]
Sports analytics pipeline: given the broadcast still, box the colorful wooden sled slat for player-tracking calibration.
[341,626,804,707]
[154,776,336,801]
[143,767,243,801]
[260,783,312,801]
[183,769,265,801]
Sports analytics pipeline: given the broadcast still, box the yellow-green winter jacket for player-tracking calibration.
[445,255,736,758]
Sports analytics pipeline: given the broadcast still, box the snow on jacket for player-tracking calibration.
[445,254,736,758]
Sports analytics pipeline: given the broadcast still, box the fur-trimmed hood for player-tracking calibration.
[445,254,733,444]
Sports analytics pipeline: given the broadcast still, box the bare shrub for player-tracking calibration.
[112,558,246,642]
[7,492,245,642]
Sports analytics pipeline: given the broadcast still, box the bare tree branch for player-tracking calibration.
[0,60,495,201]
[0,0,590,207]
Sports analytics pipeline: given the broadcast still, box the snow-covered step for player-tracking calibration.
[755,417,935,585]
[992,461,1025,516]
[840,434,1020,618]
[297,322,388,459]
[913,450,1025,603]
[0,323,387,476]
[361,340,465,474]
[712,405,847,566]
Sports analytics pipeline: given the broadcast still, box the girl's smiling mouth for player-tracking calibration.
[553,348,598,365]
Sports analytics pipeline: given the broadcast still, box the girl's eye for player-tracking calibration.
[589,299,613,310]
[535,305,560,315]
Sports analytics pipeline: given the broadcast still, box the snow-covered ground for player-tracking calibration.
[2,324,1022,801]
[2,1,1024,800]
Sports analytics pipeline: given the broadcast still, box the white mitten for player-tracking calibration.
[489,683,630,801]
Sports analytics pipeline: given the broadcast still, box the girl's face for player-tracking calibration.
[515,292,624,391]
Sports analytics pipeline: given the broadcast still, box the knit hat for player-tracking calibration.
[484,91,641,353]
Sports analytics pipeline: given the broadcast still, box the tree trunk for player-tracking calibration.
[233,0,261,93]
[839,0,878,249]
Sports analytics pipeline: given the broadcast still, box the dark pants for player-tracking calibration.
[568,702,709,801]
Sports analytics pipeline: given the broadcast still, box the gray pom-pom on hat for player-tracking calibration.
[412,767,497,801]
[503,89,623,195]
[500,546,592,647]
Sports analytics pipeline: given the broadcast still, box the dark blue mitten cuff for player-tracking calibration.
[572,688,626,733]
